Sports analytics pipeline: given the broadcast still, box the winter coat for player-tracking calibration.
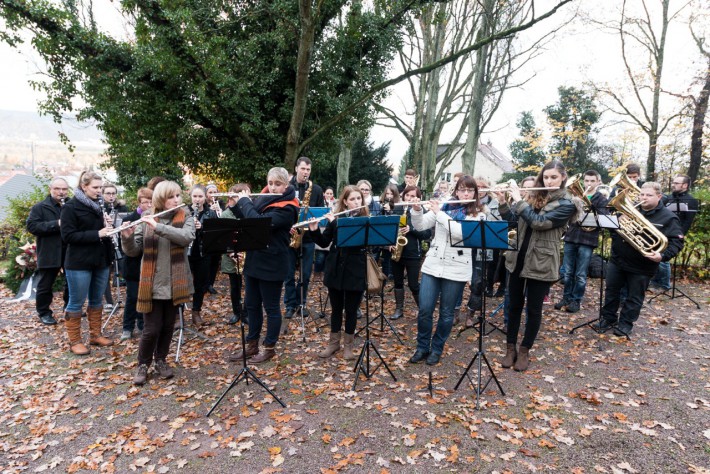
[26,195,66,269]
[120,210,142,282]
[662,190,699,235]
[309,218,367,292]
[610,201,684,276]
[411,208,486,282]
[231,187,299,282]
[501,189,577,282]
[121,210,196,300]
[563,191,609,248]
[60,198,114,270]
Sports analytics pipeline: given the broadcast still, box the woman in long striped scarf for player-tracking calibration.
[121,181,195,385]
[408,176,486,366]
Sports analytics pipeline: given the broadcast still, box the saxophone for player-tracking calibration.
[391,211,408,262]
[608,189,668,258]
[289,180,312,249]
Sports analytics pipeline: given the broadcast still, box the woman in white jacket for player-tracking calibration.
[409,176,486,365]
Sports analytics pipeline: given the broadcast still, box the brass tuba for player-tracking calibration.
[609,171,641,202]
[608,189,668,258]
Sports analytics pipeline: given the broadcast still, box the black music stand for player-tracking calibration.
[337,215,400,390]
[451,220,509,409]
[204,217,288,415]
[568,212,624,337]
[647,199,701,309]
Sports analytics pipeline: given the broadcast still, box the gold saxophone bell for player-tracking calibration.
[608,189,668,257]
[391,235,408,262]
[290,180,313,249]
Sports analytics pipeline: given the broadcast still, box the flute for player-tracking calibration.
[106,204,187,236]
[292,205,368,228]
[210,192,282,197]
[479,186,560,193]
[393,199,478,207]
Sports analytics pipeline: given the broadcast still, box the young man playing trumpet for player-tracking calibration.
[596,182,683,337]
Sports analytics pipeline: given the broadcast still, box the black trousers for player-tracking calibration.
[328,288,363,335]
[601,261,651,327]
[122,280,143,331]
[35,267,68,317]
[391,257,421,296]
[228,273,243,316]
[189,256,210,311]
[137,299,177,366]
[507,270,551,348]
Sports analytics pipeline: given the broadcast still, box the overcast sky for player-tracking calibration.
[1,1,705,169]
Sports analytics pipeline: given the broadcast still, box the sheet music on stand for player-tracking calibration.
[299,206,330,227]
[665,202,698,213]
[579,213,620,229]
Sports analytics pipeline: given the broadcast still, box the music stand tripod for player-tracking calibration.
[291,207,329,340]
[452,220,509,409]
[102,215,125,331]
[568,211,626,337]
[356,275,404,345]
[336,215,400,390]
[204,216,287,415]
[647,199,701,309]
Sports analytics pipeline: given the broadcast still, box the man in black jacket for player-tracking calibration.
[284,157,325,323]
[596,182,684,337]
[650,174,698,290]
[556,170,608,313]
[26,177,70,325]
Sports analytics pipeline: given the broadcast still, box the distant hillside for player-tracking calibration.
[0,109,104,144]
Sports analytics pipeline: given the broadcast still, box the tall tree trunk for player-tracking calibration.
[336,141,352,194]
[462,0,494,175]
[646,0,670,181]
[285,0,316,170]
[688,57,710,184]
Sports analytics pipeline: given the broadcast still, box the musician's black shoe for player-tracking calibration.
[594,318,616,332]
[39,314,57,325]
[613,323,632,338]
[554,298,569,310]
[284,308,295,319]
[565,301,580,313]
[228,314,239,325]
[408,350,429,364]
[425,353,441,366]
[207,286,218,295]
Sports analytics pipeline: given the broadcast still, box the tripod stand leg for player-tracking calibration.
[454,352,480,390]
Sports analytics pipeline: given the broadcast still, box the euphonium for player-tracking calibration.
[566,173,595,232]
[608,189,668,258]
[290,180,313,249]
[609,171,641,202]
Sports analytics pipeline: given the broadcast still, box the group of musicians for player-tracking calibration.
[26,159,694,384]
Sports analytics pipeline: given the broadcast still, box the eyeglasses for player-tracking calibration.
[359,188,371,193]
[672,182,685,185]
[103,192,117,196]
[458,188,476,193]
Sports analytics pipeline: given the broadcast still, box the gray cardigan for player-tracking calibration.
[121,213,196,300]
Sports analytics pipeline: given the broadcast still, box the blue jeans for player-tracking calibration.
[284,242,315,310]
[65,267,110,312]
[562,242,594,303]
[650,261,671,290]
[416,273,466,356]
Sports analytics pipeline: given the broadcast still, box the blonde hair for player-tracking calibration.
[78,170,102,190]
[152,181,183,212]
[267,167,289,185]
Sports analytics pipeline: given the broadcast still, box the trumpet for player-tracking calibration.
[107,204,187,236]
[210,192,282,198]
[291,205,368,229]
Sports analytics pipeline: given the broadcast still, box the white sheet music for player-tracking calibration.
[580,214,619,229]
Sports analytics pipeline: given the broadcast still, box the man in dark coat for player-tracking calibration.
[26,177,70,325]
[597,182,684,337]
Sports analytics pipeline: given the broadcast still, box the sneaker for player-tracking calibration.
[120,330,133,341]
[613,323,632,338]
[154,359,174,379]
[133,364,149,385]
[594,319,616,332]
[554,298,569,310]
[425,353,441,366]
[284,308,295,320]
[104,303,114,310]
[543,295,551,305]
[408,350,429,364]
[565,301,580,313]
[39,314,58,325]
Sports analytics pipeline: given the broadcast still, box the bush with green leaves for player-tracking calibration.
[676,188,710,279]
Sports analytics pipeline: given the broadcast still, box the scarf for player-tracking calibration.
[136,208,190,313]
[442,202,467,221]
[253,185,299,213]
[73,187,103,216]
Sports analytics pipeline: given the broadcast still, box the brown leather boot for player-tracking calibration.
[229,339,259,361]
[251,344,275,364]
[343,333,357,361]
[514,346,530,372]
[501,343,517,368]
[87,306,113,346]
[65,311,90,355]
[192,309,203,328]
[318,332,341,358]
